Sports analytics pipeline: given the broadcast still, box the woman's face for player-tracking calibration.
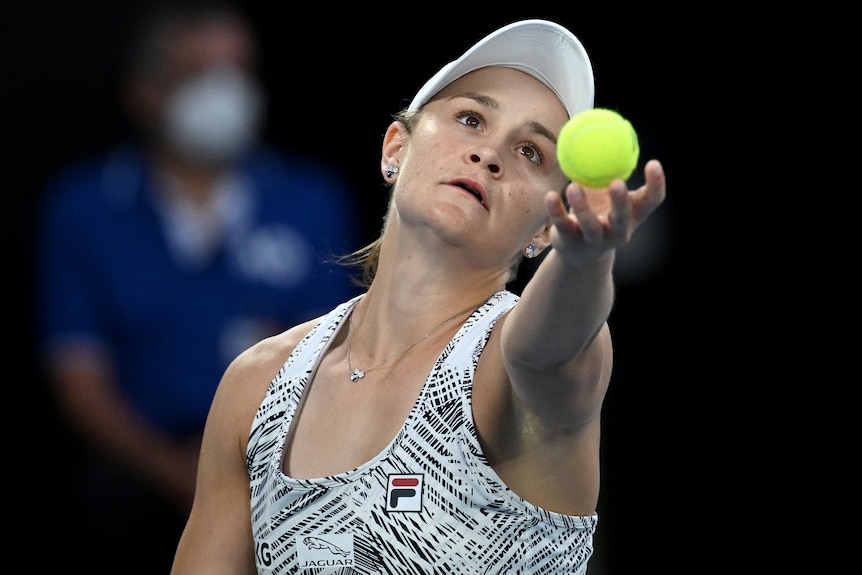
[390,66,570,270]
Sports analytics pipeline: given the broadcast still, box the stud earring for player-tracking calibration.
[384,165,399,178]
[524,243,537,259]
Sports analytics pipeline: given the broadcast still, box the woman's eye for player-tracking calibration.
[455,111,483,129]
[518,144,544,165]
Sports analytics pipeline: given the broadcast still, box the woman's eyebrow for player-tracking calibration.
[527,121,557,145]
[457,93,499,110]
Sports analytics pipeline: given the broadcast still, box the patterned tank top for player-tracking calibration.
[247,291,597,574]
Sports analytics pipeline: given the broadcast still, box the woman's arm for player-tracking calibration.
[502,160,666,427]
[171,324,312,574]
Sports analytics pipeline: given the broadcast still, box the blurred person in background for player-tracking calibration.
[32,1,362,571]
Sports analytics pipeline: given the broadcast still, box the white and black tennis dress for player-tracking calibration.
[248,291,597,574]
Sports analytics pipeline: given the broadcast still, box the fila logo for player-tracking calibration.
[386,473,423,512]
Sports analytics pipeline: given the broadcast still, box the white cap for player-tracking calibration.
[408,19,595,118]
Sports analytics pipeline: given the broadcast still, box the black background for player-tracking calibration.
[3,2,702,572]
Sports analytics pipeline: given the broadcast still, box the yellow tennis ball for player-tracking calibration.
[557,108,639,188]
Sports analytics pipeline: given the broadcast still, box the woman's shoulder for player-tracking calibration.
[216,317,323,407]
[235,317,321,376]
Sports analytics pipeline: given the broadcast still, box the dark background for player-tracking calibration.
[3,2,701,572]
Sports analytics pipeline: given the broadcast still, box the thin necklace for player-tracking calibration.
[346,303,478,382]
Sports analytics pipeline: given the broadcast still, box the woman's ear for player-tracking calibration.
[380,121,405,176]
[529,224,553,258]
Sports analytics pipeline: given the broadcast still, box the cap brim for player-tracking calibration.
[408,19,595,118]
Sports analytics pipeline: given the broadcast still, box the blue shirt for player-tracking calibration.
[35,144,363,436]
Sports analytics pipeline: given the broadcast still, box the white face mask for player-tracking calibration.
[163,67,264,165]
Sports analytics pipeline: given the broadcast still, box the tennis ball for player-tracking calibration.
[557,108,639,188]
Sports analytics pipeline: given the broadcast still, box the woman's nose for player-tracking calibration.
[469,152,500,174]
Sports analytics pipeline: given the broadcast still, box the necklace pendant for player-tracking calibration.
[349,368,365,382]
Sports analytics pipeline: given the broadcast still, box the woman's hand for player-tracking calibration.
[545,159,666,267]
